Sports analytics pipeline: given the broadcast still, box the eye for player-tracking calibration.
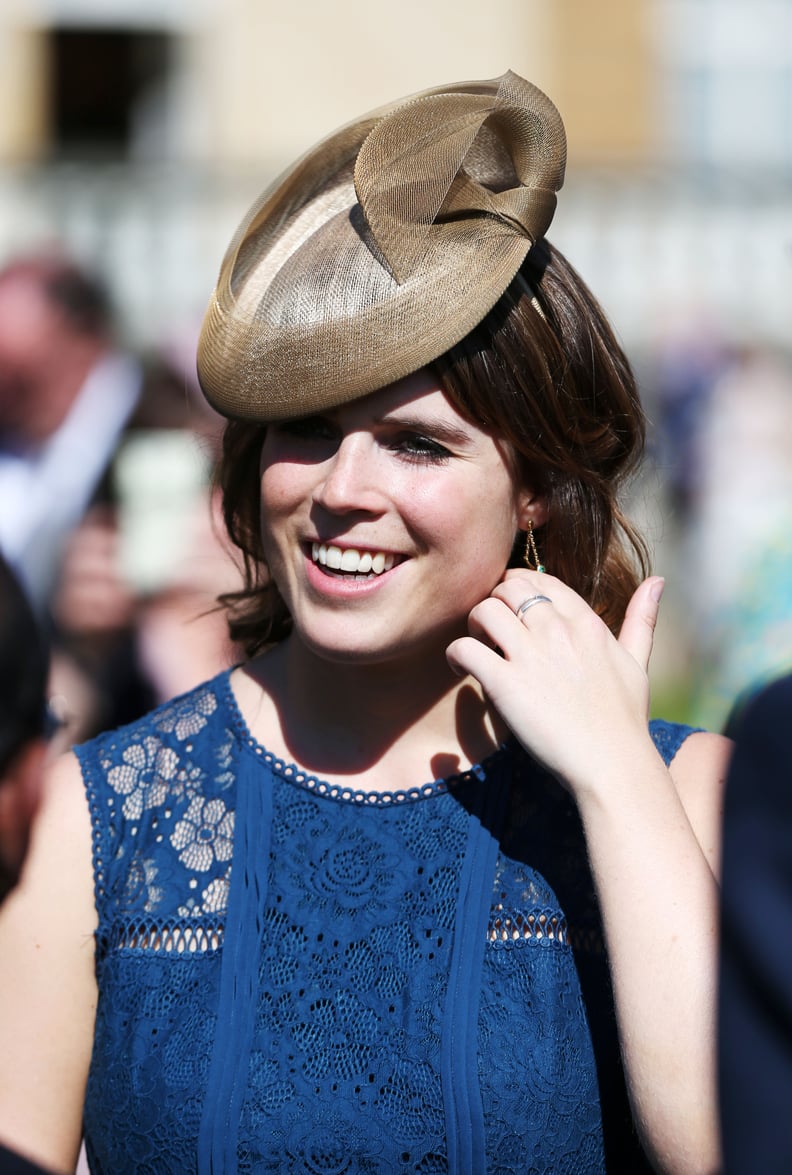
[389,432,452,464]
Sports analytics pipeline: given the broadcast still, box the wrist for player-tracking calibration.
[563,732,668,811]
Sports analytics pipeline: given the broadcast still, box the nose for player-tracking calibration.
[312,433,386,516]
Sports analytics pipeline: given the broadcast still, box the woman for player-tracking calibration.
[0,72,729,1174]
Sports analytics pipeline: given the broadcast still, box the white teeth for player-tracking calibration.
[311,544,398,576]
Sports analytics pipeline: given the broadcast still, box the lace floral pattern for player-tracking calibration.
[171,796,235,873]
[78,672,694,1173]
[81,685,236,924]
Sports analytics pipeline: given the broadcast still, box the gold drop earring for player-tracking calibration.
[524,520,545,573]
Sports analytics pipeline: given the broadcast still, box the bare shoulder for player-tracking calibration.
[0,750,97,1172]
[1,747,96,944]
[17,748,95,905]
[669,730,734,879]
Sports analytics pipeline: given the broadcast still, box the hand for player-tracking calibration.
[446,571,665,793]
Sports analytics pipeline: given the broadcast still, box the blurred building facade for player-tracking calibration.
[0,0,789,350]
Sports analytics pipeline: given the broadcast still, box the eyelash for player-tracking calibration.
[389,434,451,464]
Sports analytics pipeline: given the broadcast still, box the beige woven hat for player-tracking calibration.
[196,70,566,422]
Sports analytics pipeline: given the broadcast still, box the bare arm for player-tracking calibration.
[0,753,98,1174]
[570,728,728,1175]
[447,572,729,1175]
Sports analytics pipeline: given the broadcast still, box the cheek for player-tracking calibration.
[259,463,305,517]
[463,525,518,588]
[258,468,304,574]
[412,480,518,564]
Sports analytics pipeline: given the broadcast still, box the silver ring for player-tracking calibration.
[517,594,553,616]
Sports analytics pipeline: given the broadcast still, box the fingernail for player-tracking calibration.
[650,576,665,603]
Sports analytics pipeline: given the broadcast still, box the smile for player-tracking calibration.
[311,542,399,576]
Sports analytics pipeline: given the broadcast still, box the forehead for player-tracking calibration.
[326,369,468,426]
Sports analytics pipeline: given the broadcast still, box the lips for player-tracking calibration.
[310,542,399,576]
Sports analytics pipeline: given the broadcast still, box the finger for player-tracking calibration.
[495,567,556,597]
[446,634,510,690]
[466,595,526,648]
[618,576,664,671]
[492,569,573,616]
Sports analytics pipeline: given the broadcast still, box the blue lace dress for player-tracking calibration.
[76,669,697,1174]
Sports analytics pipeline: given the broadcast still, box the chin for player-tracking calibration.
[300,637,402,667]
[295,620,459,671]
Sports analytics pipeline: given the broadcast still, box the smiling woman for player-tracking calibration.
[0,71,730,1175]
[248,372,531,670]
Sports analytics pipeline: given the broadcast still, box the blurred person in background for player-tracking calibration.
[51,354,243,741]
[0,252,241,742]
[651,322,730,527]
[719,670,792,1174]
[680,347,792,730]
[0,552,55,1175]
[0,251,143,739]
[0,553,49,902]
[0,253,142,616]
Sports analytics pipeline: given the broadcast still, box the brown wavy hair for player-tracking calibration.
[218,239,649,655]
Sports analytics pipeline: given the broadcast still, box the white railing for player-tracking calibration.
[1,162,790,355]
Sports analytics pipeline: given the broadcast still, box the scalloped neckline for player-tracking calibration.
[218,668,511,807]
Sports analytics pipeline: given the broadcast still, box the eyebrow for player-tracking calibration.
[373,414,476,447]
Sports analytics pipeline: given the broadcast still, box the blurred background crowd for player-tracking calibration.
[0,0,790,738]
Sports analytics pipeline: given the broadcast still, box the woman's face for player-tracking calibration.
[258,369,538,667]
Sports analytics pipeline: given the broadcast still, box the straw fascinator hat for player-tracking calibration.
[197,70,566,422]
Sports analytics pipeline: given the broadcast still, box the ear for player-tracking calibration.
[516,486,549,530]
[0,738,47,881]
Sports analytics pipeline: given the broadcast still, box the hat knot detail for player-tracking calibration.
[354,70,566,285]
